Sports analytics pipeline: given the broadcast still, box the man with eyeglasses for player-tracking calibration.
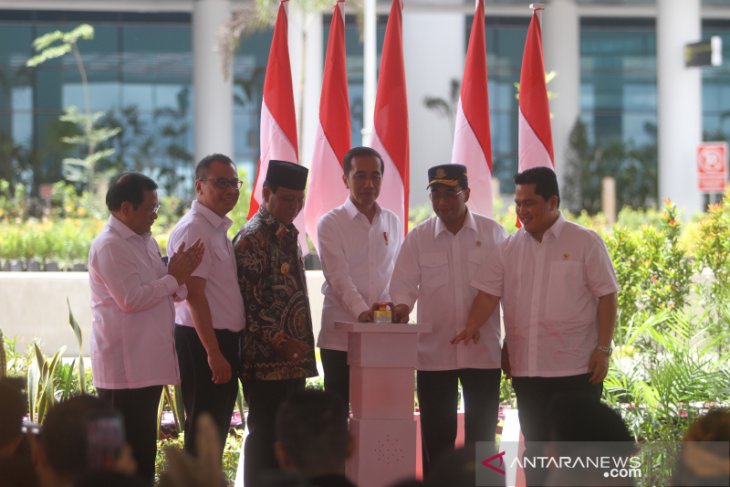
[89,172,204,483]
[316,146,403,405]
[233,160,318,486]
[167,153,246,458]
[389,164,506,473]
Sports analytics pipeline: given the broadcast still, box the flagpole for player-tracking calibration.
[362,0,376,146]
[529,3,544,23]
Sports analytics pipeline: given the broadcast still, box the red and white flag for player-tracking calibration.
[371,0,409,232]
[451,0,493,217]
[518,9,554,172]
[303,0,351,251]
[248,0,309,245]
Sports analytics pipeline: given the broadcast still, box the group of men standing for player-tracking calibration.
[89,146,617,487]
[89,154,316,486]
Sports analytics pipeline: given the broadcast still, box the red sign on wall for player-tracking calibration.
[697,142,727,192]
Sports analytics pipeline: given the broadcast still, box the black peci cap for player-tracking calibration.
[265,160,308,190]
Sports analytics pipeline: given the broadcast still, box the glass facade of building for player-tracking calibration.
[478,14,730,199]
[485,15,530,191]
[0,10,271,195]
[702,20,730,141]
[1,6,730,202]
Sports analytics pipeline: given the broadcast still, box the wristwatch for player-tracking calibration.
[596,345,613,355]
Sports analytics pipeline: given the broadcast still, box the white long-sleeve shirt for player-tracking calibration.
[317,198,403,351]
[389,211,506,371]
[89,216,180,389]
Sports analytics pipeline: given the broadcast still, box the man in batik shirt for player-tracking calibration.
[234,159,318,487]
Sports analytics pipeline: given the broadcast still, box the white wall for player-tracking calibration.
[0,271,325,358]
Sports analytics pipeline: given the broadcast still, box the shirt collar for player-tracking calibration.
[191,200,233,232]
[433,209,477,237]
[108,215,150,240]
[542,212,566,240]
[343,197,381,221]
[257,205,299,235]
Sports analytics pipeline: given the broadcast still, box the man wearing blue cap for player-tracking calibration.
[389,164,506,473]
[234,159,318,486]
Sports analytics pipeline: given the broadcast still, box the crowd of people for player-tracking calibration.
[0,149,727,487]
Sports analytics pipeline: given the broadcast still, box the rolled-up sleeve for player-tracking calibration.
[471,243,505,297]
[584,232,619,297]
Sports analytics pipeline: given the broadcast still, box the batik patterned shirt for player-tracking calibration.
[234,207,318,381]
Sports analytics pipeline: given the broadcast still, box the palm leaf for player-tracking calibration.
[66,298,85,394]
[0,328,6,378]
[26,363,39,423]
[157,392,165,439]
[162,385,184,435]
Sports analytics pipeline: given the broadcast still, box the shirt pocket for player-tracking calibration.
[420,251,449,291]
[546,261,585,323]
[467,249,488,281]
[213,243,230,263]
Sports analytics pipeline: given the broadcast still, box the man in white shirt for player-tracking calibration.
[317,146,403,403]
[168,154,246,457]
[89,172,203,483]
[390,164,506,473]
[453,166,618,486]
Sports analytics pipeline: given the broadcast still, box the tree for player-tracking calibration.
[422,78,461,138]
[562,118,589,214]
[564,118,658,214]
[26,24,120,193]
[221,0,362,151]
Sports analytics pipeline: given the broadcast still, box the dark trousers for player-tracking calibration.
[174,325,241,457]
[321,348,349,405]
[241,378,306,487]
[512,374,602,487]
[416,368,501,474]
[97,385,163,484]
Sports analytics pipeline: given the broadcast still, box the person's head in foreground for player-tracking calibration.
[274,389,352,478]
[671,408,730,487]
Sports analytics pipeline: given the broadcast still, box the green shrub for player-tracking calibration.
[155,429,243,484]
[604,201,693,344]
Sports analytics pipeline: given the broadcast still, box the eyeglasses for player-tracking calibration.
[199,178,243,190]
[428,190,464,201]
[138,203,160,214]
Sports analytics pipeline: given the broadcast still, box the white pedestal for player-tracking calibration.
[335,321,429,487]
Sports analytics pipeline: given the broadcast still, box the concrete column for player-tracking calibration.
[543,0,580,185]
[193,0,233,163]
[657,0,702,216]
[403,1,465,208]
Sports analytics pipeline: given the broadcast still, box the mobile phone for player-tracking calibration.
[84,411,126,471]
[21,421,41,435]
